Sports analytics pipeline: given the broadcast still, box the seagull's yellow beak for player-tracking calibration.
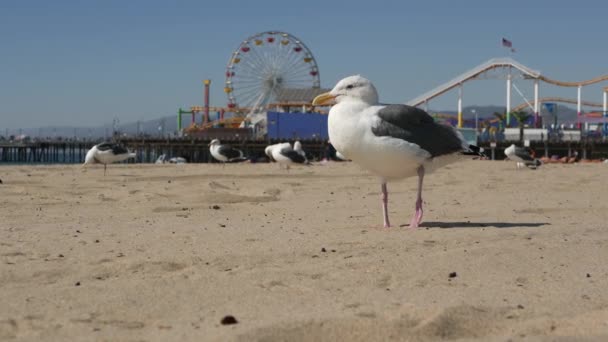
[312,92,336,106]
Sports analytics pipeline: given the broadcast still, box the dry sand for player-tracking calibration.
[1,160,608,341]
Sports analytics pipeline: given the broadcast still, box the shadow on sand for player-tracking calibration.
[415,221,550,229]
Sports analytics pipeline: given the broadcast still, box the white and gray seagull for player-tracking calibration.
[265,142,291,162]
[313,75,484,229]
[504,144,541,169]
[83,142,136,175]
[209,139,247,164]
[271,142,309,168]
[293,141,308,162]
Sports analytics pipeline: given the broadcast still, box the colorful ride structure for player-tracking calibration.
[178,31,326,138]
[224,31,321,113]
[407,58,608,131]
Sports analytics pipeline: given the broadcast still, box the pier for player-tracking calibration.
[1,138,607,164]
[0,141,95,164]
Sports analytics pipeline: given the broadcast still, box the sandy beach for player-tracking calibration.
[1,160,608,341]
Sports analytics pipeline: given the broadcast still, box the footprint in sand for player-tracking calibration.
[99,320,145,330]
[202,193,278,204]
[71,314,145,330]
[208,181,233,190]
[263,188,281,196]
[415,305,511,339]
[376,275,392,288]
[0,319,18,339]
[97,194,117,202]
[128,261,188,273]
[2,251,26,257]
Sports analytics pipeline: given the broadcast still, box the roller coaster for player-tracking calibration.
[538,75,608,87]
[407,57,608,129]
[512,97,604,112]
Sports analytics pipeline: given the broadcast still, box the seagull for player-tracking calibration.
[293,141,308,162]
[328,142,350,161]
[335,150,349,161]
[155,154,167,164]
[504,144,541,169]
[83,142,136,175]
[271,142,309,168]
[156,154,187,164]
[312,75,484,229]
[265,142,291,162]
[209,139,247,164]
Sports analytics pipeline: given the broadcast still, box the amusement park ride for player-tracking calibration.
[178,31,608,139]
[407,57,608,133]
[178,31,326,138]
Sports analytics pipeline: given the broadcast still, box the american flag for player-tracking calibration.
[502,38,513,48]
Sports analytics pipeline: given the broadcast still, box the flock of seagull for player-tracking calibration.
[82,138,312,174]
[208,138,310,167]
[82,75,545,228]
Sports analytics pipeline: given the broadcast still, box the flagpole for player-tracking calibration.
[501,38,514,127]
[507,66,512,127]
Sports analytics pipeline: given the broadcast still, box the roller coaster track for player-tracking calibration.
[512,97,604,112]
[407,57,608,106]
[538,75,608,87]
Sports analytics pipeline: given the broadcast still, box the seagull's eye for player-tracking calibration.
[346,84,354,90]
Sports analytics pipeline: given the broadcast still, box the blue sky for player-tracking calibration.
[1,0,607,129]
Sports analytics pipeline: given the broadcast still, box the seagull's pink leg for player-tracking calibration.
[381,182,390,228]
[409,166,424,228]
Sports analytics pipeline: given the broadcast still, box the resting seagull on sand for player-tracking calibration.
[265,142,291,162]
[272,143,309,168]
[504,144,541,169]
[312,75,484,228]
[209,139,247,164]
[293,141,308,162]
[83,142,136,175]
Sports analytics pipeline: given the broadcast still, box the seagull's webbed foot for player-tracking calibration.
[408,216,419,229]
[408,199,423,228]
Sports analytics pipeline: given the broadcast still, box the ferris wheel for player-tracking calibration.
[224,31,321,112]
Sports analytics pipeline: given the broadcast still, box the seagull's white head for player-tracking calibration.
[209,139,220,147]
[312,75,378,106]
[294,141,302,151]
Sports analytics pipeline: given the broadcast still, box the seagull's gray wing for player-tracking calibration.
[371,104,466,158]
[97,142,128,155]
[513,146,534,161]
[218,145,243,159]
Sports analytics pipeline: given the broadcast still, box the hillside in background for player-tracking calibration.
[433,105,579,123]
[4,116,179,139]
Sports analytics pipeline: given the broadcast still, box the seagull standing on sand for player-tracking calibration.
[271,143,309,168]
[312,75,484,228]
[504,144,541,169]
[83,142,136,175]
[209,139,247,164]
